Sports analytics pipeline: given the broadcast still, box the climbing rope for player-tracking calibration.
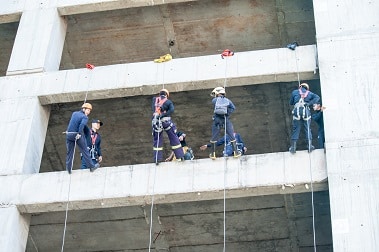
[61,140,76,252]
[221,49,233,251]
[61,63,95,251]
[149,59,168,251]
[289,43,317,251]
[306,116,317,252]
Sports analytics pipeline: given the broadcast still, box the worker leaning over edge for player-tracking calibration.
[65,103,100,174]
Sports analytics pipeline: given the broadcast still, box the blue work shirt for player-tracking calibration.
[67,110,88,135]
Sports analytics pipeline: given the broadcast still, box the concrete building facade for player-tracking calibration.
[0,0,378,251]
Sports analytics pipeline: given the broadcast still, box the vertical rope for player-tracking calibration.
[306,119,317,252]
[222,55,228,252]
[294,50,301,86]
[293,46,316,251]
[149,61,166,251]
[148,158,158,251]
[61,140,76,252]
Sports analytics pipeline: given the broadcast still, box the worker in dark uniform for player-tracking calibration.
[65,103,100,174]
[165,130,194,161]
[209,87,241,159]
[200,132,247,157]
[312,103,325,149]
[289,83,320,153]
[81,119,103,169]
[152,89,184,164]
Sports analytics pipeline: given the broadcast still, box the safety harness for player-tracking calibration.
[293,88,311,121]
[152,96,173,132]
[89,129,98,160]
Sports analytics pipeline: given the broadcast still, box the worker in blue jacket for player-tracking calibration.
[289,83,320,153]
[65,103,100,174]
[312,103,325,149]
[81,119,103,169]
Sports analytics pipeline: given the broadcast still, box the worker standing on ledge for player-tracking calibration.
[289,83,320,153]
[208,87,241,159]
[65,103,100,174]
[152,89,184,164]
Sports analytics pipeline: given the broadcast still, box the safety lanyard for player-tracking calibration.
[90,129,98,145]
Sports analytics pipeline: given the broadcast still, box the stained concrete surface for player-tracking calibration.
[26,192,332,251]
[40,80,322,172]
[0,0,332,251]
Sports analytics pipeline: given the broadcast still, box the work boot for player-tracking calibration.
[308,141,315,153]
[289,141,296,154]
[231,140,241,158]
[90,163,100,172]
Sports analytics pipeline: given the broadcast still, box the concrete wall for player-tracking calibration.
[313,0,379,251]
[0,0,378,251]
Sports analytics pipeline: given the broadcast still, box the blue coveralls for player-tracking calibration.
[81,128,102,169]
[211,96,236,143]
[66,110,96,172]
[152,96,184,162]
[289,88,320,142]
[312,110,325,149]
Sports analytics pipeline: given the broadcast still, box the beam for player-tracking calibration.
[0,45,319,105]
[0,149,328,214]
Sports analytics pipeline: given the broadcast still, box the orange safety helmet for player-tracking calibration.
[81,103,92,110]
[159,88,169,97]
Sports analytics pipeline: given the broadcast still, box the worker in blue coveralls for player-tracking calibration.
[152,88,184,164]
[208,87,241,159]
[312,103,325,149]
[65,103,100,174]
[289,83,320,153]
[80,119,103,169]
[200,132,247,157]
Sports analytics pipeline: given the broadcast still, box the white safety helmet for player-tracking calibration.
[299,83,309,90]
[210,87,226,97]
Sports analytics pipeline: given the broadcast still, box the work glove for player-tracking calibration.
[75,134,81,140]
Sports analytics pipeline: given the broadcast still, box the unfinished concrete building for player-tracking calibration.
[0,0,378,251]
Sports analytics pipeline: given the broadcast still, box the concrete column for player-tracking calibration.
[0,206,30,252]
[313,1,379,251]
[0,97,50,175]
[7,7,67,75]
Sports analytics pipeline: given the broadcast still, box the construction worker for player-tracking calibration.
[165,130,194,161]
[208,87,241,159]
[65,103,100,174]
[152,89,184,164]
[289,83,320,153]
[312,103,325,149]
[200,132,247,157]
[80,119,103,169]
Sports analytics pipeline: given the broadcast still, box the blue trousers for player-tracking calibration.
[80,157,97,169]
[66,134,95,171]
[317,129,325,148]
[153,119,184,162]
[291,106,312,141]
[211,116,236,142]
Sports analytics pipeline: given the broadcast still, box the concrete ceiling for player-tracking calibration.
[0,0,332,251]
